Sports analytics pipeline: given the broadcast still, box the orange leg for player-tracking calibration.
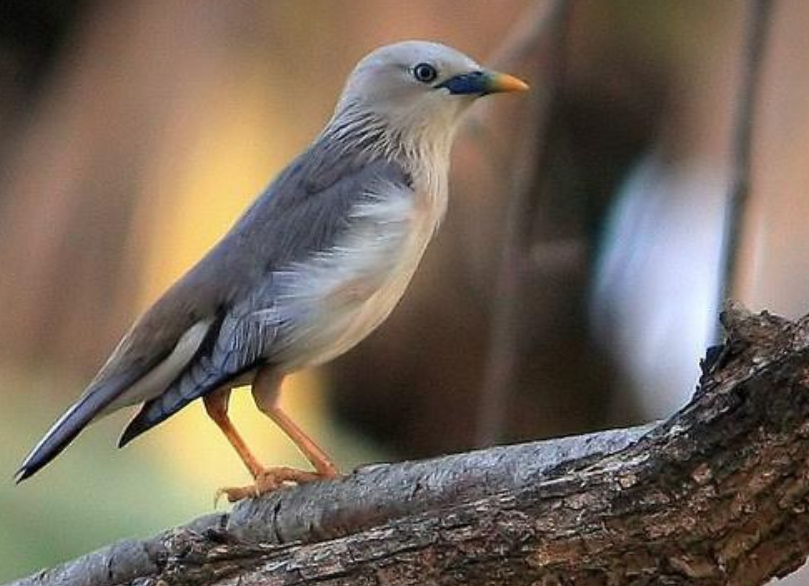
[262,401,339,477]
[204,371,341,503]
[203,390,263,477]
[252,367,340,478]
[203,389,324,503]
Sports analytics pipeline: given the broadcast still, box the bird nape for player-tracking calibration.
[16,40,528,502]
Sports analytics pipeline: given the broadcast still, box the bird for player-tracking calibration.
[16,40,528,501]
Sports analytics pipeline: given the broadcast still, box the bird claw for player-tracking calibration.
[214,466,329,504]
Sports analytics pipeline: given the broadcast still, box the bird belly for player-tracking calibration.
[304,238,426,367]
[270,184,443,371]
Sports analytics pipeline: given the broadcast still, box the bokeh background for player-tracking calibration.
[2,0,809,582]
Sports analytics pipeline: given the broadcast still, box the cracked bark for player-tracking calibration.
[9,303,809,586]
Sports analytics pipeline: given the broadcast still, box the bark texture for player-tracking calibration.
[9,303,809,586]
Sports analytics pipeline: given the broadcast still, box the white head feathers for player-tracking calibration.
[327,41,528,160]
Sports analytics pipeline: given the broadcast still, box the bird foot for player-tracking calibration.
[215,466,330,504]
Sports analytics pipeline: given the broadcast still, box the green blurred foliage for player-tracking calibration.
[0,368,202,580]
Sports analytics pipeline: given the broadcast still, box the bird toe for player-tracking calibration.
[214,466,328,504]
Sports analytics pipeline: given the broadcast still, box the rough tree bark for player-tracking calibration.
[9,303,809,586]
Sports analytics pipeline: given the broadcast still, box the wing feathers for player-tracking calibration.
[118,354,236,447]
[118,312,275,445]
[101,318,213,414]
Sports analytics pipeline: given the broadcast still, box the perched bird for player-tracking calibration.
[16,41,528,501]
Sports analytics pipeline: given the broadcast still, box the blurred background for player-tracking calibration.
[1,0,808,581]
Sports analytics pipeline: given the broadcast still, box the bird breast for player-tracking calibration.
[269,171,447,371]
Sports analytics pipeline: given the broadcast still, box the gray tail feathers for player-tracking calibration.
[15,389,115,483]
[118,356,239,448]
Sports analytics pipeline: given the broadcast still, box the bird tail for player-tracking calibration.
[15,386,117,483]
[118,355,237,447]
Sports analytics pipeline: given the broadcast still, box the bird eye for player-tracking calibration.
[412,63,438,83]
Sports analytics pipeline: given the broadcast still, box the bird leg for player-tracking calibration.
[203,389,263,477]
[203,389,322,503]
[260,401,340,476]
[252,367,341,478]
[206,370,341,503]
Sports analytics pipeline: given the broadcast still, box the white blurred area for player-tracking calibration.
[592,156,727,417]
[591,0,809,429]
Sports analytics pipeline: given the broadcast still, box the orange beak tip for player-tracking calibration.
[487,72,530,93]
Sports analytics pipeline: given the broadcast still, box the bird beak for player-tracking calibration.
[482,71,530,94]
[437,70,529,96]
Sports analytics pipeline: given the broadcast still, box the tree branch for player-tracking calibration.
[10,303,809,586]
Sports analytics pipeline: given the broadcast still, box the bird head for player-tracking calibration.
[331,41,529,154]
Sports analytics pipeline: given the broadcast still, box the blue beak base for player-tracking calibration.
[436,70,530,95]
[437,71,489,95]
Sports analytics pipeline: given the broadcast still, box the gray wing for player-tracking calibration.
[118,154,412,445]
